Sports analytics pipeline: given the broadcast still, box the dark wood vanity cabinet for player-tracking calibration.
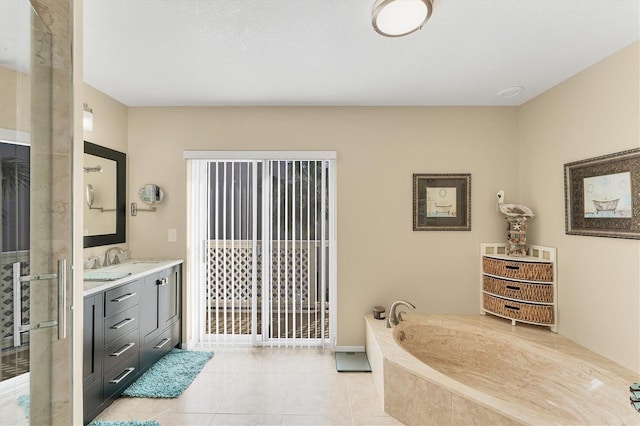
[83,263,182,425]
[140,265,181,371]
[83,293,104,423]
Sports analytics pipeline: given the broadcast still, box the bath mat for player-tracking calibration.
[88,421,160,426]
[335,352,371,372]
[17,394,29,417]
[122,348,213,398]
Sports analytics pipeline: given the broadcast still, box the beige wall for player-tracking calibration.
[518,41,640,372]
[127,106,519,347]
[92,43,639,372]
[82,83,129,258]
[0,67,30,131]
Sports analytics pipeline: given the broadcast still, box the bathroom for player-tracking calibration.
[1,0,639,424]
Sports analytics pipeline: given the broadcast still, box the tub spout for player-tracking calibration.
[386,300,415,328]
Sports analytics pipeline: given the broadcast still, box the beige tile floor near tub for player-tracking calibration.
[94,347,402,426]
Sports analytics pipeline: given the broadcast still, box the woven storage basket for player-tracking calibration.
[482,275,553,303]
[483,293,553,324]
[482,257,553,282]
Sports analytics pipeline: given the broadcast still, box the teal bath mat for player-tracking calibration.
[122,348,213,398]
[17,394,29,417]
[89,421,160,426]
[335,352,371,372]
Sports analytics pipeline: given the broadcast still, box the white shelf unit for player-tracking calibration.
[480,243,557,333]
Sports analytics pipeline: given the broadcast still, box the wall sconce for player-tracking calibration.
[372,0,433,38]
[83,103,94,131]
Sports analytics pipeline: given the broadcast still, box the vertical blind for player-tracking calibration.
[186,153,336,347]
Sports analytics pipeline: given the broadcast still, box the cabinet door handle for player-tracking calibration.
[111,317,135,329]
[110,367,135,384]
[111,292,136,303]
[504,304,520,311]
[505,265,520,271]
[156,278,167,286]
[110,342,135,357]
[154,337,171,349]
[506,285,521,291]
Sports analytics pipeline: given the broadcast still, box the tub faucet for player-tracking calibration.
[386,300,416,328]
[103,247,124,266]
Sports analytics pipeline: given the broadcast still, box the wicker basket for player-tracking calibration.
[482,257,553,282]
[482,275,553,303]
[482,293,554,324]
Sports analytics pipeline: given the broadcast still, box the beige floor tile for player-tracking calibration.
[211,413,283,425]
[103,396,169,414]
[345,373,387,417]
[281,414,353,425]
[161,371,235,413]
[283,373,350,417]
[94,347,405,426]
[152,411,215,426]
[93,408,156,422]
[352,415,403,425]
[217,372,290,414]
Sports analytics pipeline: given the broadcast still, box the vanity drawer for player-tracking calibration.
[482,293,553,325]
[482,257,553,282]
[105,280,140,317]
[103,354,139,399]
[482,275,553,303]
[103,328,139,373]
[141,320,179,371]
[104,305,138,345]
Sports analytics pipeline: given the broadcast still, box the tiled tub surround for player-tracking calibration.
[365,314,639,425]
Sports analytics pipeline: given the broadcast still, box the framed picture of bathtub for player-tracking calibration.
[413,173,471,231]
[564,148,640,239]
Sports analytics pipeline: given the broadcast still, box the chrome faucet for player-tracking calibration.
[385,300,416,328]
[103,247,124,266]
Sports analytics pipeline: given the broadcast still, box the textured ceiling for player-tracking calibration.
[83,0,640,107]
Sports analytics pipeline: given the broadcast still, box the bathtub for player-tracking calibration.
[365,314,639,425]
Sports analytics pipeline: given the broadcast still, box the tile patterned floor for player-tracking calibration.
[94,347,402,426]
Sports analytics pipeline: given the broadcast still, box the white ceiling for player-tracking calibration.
[83,0,640,107]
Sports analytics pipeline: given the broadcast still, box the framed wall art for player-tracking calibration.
[413,173,471,231]
[564,148,639,239]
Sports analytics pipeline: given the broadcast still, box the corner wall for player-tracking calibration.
[517,41,640,372]
[127,106,519,347]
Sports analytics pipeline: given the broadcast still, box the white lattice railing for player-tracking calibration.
[207,240,324,310]
[1,251,30,349]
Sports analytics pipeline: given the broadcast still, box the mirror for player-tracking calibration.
[138,183,164,204]
[83,141,126,248]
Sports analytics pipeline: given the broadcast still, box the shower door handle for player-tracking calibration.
[12,259,67,346]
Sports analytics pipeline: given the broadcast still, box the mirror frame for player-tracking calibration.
[83,141,126,248]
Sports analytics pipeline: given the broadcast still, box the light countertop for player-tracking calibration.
[83,259,183,296]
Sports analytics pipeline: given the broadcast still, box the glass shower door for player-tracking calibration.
[0,0,72,424]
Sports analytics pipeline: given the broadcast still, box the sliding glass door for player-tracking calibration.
[187,153,336,348]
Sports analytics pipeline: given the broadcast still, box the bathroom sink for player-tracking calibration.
[99,260,169,275]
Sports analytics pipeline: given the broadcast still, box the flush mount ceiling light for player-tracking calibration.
[372,0,433,38]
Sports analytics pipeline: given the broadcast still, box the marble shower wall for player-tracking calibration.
[28,0,73,425]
